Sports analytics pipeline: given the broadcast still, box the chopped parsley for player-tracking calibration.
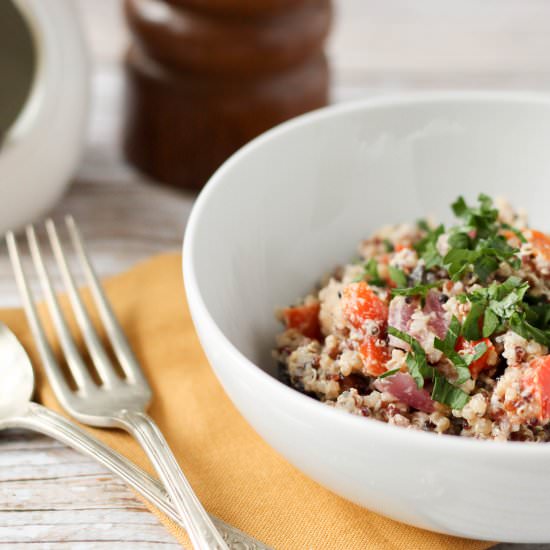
[388,266,407,288]
[378,367,401,379]
[442,237,520,282]
[431,374,470,410]
[441,195,521,282]
[461,301,485,340]
[510,312,550,347]
[414,195,522,283]
[383,239,395,252]
[387,327,429,388]
[415,222,444,269]
[461,276,532,340]
[353,258,385,286]
[391,281,441,299]
[525,297,550,329]
[434,317,471,384]
[434,316,487,384]
[387,326,470,409]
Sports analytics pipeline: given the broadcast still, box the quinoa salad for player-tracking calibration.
[274,195,550,441]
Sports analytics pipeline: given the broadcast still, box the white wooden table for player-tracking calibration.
[2,0,550,547]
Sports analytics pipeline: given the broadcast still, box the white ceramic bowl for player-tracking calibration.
[183,92,550,543]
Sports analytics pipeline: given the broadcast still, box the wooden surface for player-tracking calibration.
[2,0,550,547]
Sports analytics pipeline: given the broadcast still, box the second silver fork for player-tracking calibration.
[7,218,228,550]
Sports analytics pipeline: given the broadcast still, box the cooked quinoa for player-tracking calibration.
[274,195,550,441]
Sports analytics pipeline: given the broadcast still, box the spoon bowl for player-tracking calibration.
[0,322,34,419]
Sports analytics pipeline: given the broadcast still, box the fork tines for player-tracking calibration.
[5,217,148,399]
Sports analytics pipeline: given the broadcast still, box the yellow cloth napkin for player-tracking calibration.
[0,253,494,550]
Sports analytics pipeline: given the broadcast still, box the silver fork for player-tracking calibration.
[6,217,229,550]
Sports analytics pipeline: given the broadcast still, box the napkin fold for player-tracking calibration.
[0,253,494,550]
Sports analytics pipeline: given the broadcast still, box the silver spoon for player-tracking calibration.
[0,322,270,550]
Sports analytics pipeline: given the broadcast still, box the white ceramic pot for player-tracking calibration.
[0,0,89,233]
[184,92,550,543]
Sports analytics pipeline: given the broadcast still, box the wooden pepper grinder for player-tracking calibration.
[123,0,332,190]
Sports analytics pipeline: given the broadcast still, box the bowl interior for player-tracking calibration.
[190,95,550,377]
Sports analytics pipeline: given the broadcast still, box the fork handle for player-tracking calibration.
[3,403,269,550]
[115,409,228,550]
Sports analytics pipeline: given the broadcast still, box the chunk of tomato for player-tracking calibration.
[282,303,322,340]
[359,337,390,376]
[527,229,550,262]
[527,355,550,422]
[341,281,388,330]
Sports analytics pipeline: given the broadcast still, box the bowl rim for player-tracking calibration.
[183,90,550,458]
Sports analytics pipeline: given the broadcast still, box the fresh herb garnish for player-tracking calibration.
[451,193,498,238]
[378,367,401,379]
[433,317,472,384]
[461,276,530,339]
[461,301,484,340]
[387,327,429,388]
[482,309,500,338]
[442,238,520,282]
[387,326,470,408]
[431,373,470,409]
[415,223,444,269]
[383,239,394,252]
[448,231,471,250]
[525,299,550,329]
[354,258,385,286]
[417,219,431,232]
[388,266,407,288]
[456,270,550,346]
[442,248,479,281]
[463,341,489,365]
[433,316,487,385]
[391,281,441,299]
[510,312,550,347]
[441,195,521,282]
[489,282,529,319]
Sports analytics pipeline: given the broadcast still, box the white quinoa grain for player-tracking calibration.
[338,349,363,377]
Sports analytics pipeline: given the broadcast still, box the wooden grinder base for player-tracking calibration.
[123,0,332,190]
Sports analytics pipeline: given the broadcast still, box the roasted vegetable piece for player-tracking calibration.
[526,355,550,422]
[282,303,322,340]
[359,337,390,376]
[341,281,388,329]
[527,229,550,262]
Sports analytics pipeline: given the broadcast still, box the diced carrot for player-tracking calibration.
[359,337,390,376]
[527,229,550,262]
[455,337,497,378]
[341,281,388,330]
[282,303,322,340]
[527,355,550,422]
[394,244,410,252]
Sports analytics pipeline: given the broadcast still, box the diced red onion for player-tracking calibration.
[388,296,418,349]
[423,290,449,339]
[374,372,436,413]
